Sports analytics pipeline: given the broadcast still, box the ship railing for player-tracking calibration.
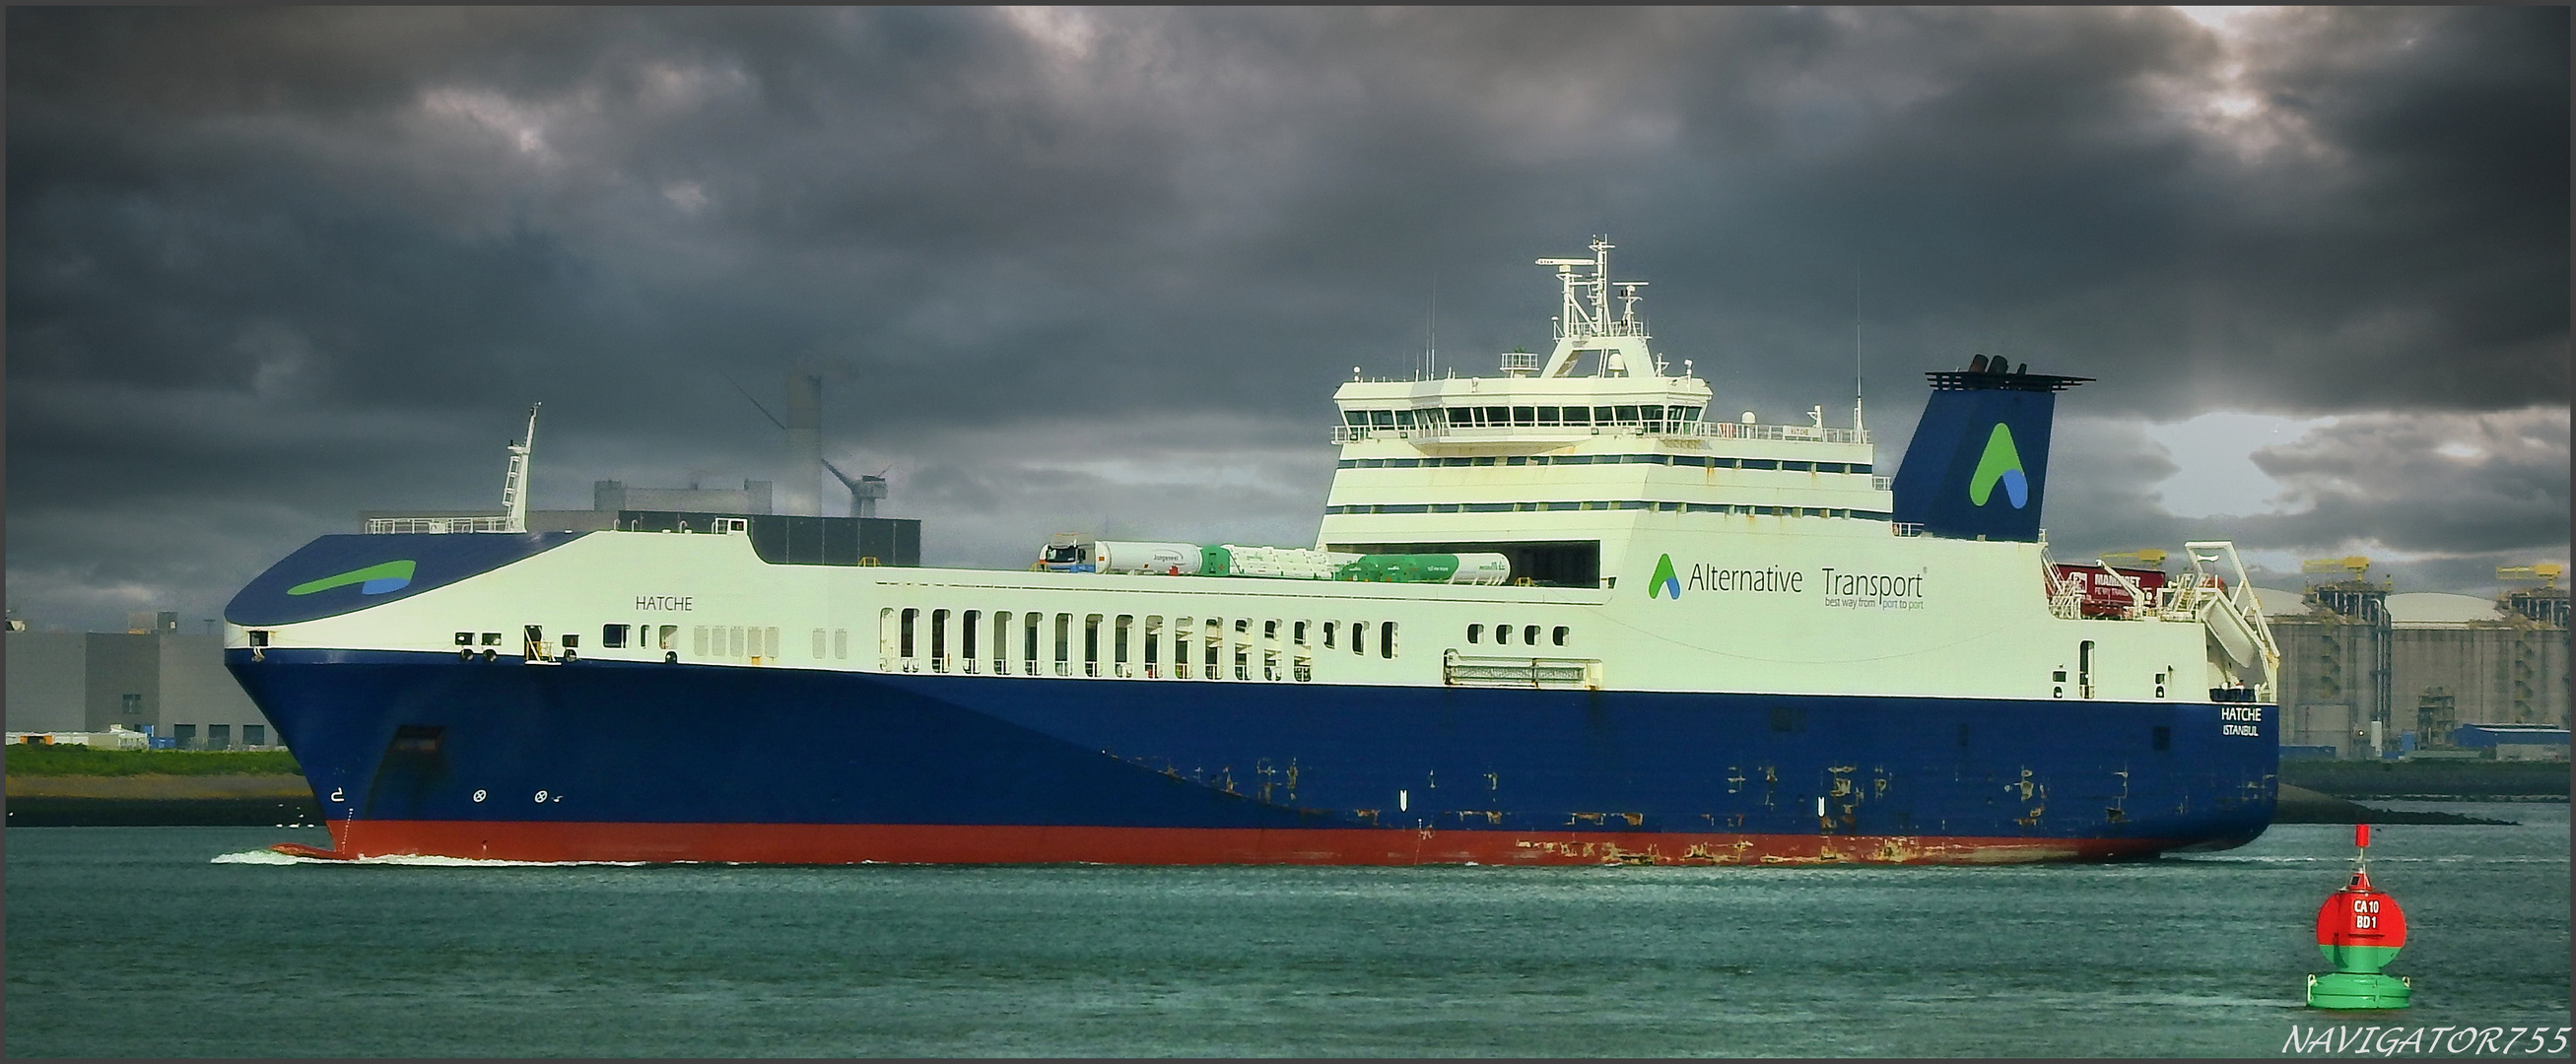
[1333,422,1873,445]
[1890,522,1926,537]
[1442,650,1601,690]
[1871,476,1894,492]
[367,515,515,534]
[2037,542,2089,620]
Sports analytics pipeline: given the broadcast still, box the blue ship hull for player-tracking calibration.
[229,648,2277,864]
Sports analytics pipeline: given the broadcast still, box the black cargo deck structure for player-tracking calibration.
[614,511,920,566]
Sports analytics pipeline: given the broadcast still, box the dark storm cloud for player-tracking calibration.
[7,6,2567,630]
[2240,408,2572,556]
[2040,407,2569,593]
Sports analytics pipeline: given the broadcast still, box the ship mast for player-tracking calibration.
[1534,236,1655,378]
[501,403,540,533]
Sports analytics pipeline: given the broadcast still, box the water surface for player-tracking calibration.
[7,804,2564,1057]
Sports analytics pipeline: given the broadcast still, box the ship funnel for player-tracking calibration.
[1888,361,2090,542]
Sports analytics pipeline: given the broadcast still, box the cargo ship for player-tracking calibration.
[226,239,2282,865]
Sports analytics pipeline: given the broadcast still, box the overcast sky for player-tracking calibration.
[8,6,2568,632]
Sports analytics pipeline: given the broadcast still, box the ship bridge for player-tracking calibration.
[1319,238,1892,588]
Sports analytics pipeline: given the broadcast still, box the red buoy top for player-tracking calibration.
[2316,826,2407,950]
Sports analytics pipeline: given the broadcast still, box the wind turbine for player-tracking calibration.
[721,372,888,518]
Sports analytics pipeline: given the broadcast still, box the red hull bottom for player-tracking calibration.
[278,821,2184,866]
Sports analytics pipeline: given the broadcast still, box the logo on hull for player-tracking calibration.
[1650,554,1682,599]
[287,560,417,597]
[1968,424,2029,509]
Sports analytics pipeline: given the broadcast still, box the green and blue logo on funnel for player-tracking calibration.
[1967,424,2029,509]
[287,560,416,597]
[1650,553,1682,599]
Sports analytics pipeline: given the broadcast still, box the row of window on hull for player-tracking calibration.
[1345,405,1704,431]
[883,608,1398,680]
[591,624,843,662]
[1468,624,1568,647]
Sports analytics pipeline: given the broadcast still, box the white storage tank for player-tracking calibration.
[1089,541,1203,575]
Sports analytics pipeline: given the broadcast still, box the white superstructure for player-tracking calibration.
[236,240,2277,713]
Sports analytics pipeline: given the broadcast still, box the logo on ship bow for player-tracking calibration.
[287,560,417,597]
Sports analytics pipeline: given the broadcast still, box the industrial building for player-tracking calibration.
[2264,569,2570,761]
[4,612,277,749]
[360,479,778,533]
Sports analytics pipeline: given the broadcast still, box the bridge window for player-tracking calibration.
[1563,406,1590,426]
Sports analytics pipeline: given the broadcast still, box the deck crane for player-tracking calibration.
[2301,556,2373,581]
[2496,564,2563,589]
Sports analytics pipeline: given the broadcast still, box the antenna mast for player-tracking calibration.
[1853,268,1865,433]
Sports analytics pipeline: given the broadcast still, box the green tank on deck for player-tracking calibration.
[1333,553,1512,585]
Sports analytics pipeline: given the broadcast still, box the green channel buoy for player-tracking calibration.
[2307,823,2411,1009]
